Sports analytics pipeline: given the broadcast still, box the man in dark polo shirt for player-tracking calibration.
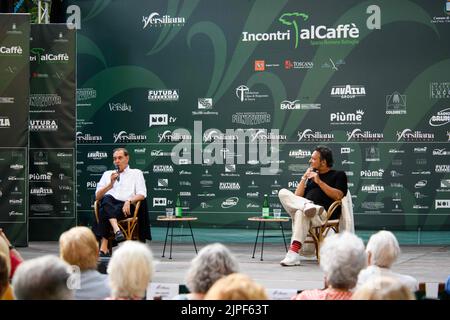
[278,145,348,266]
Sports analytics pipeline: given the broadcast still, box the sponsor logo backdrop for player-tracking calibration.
[72,0,450,232]
[0,14,30,246]
[28,24,76,240]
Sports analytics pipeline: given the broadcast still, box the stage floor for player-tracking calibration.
[16,233,450,291]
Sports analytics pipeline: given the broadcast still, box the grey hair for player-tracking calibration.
[319,232,366,290]
[113,147,129,157]
[12,255,73,300]
[107,241,154,299]
[366,230,400,268]
[185,243,239,294]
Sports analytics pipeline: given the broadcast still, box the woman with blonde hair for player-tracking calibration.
[59,226,110,299]
[204,273,268,300]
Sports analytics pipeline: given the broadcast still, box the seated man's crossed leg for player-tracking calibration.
[278,188,326,266]
[98,195,128,256]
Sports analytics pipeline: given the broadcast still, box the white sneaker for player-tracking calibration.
[303,203,325,218]
[280,250,301,266]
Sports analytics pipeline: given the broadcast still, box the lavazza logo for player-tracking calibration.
[289,149,311,159]
[297,129,334,141]
[361,184,384,193]
[142,12,185,28]
[331,85,366,99]
[330,110,364,125]
[87,151,108,160]
[148,89,179,102]
[29,120,58,131]
[0,116,11,128]
[346,129,383,141]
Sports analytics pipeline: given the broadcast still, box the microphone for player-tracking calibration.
[115,165,120,182]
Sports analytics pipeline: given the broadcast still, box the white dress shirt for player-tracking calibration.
[96,166,147,201]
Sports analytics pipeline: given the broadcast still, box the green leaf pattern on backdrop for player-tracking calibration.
[84,0,112,22]
[213,0,289,103]
[187,21,227,98]
[79,66,165,128]
[77,34,107,68]
[147,0,201,55]
[284,0,438,141]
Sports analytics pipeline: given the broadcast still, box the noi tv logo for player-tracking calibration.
[435,199,450,209]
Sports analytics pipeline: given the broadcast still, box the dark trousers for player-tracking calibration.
[94,195,134,239]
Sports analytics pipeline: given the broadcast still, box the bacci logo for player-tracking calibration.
[30,48,69,63]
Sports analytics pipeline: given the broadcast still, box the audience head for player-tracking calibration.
[185,243,239,295]
[320,232,366,290]
[107,241,154,299]
[366,230,400,268]
[204,273,268,300]
[0,236,11,277]
[12,255,73,300]
[0,253,9,297]
[352,276,415,300]
[59,226,99,271]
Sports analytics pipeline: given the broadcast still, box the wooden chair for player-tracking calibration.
[304,199,342,264]
[93,200,141,252]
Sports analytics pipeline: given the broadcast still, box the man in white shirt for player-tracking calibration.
[94,148,147,256]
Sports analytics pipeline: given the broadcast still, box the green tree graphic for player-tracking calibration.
[278,12,309,48]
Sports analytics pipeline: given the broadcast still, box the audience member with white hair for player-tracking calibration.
[292,232,366,300]
[352,276,415,300]
[106,241,154,300]
[59,226,110,299]
[12,255,73,300]
[357,230,418,292]
[173,243,239,300]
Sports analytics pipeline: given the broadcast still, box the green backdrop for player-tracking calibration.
[73,0,450,233]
